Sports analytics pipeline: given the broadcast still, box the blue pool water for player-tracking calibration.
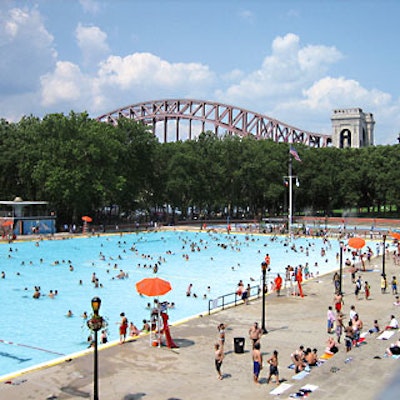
[0,230,358,377]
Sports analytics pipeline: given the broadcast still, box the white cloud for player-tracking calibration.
[217,33,343,109]
[79,0,100,14]
[91,53,216,113]
[214,33,400,143]
[298,45,342,73]
[98,52,215,91]
[39,52,215,116]
[75,24,110,67]
[302,77,389,109]
[40,61,89,107]
[0,6,56,94]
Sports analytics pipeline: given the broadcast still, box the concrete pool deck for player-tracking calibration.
[1,239,400,399]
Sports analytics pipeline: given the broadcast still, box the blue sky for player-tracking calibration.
[1,0,400,144]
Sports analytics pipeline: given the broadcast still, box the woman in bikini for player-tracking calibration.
[217,323,226,350]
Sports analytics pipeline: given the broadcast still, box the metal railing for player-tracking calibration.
[207,284,261,315]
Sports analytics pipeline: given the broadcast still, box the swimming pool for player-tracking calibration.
[0,230,366,377]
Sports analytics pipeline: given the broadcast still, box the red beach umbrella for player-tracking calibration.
[81,216,92,223]
[347,237,366,249]
[135,277,172,297]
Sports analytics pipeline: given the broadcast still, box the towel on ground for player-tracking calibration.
[270,383,293,395]
[377,331,395,340]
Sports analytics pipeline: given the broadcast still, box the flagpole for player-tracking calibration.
[288,150,293,238]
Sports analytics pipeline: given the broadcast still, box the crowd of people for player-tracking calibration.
[211,236,400,389]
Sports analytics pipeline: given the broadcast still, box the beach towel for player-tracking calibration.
[356,337,367,346]
[289,384,318,398]
[292,370,309,380]
[301,384,319,392]
[320,352,334,360]
[270,383,293,395]
[377,331,395,340]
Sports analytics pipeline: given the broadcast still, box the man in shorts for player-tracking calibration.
[344,321,354,352]
[266,350,279,385]
[249,322,262,348]
[252,342,263,384]
[214,343,224,380]
[327,306,335,334]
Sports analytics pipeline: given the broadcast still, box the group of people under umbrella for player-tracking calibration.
[135,277,178,348]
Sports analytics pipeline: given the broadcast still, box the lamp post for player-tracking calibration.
[261,261,268,334]
[339,241,344,294]
[87,297,103,400]
[283,174,299,238]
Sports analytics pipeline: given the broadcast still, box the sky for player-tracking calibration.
[1,0,400,145]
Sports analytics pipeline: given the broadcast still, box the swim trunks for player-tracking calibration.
[345,336,352,349]
[253,361,261,377]
[120,324,127,335]
[215,359,222,372]
[269,365,278,376]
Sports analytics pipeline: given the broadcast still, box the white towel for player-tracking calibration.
[377,331,395,340]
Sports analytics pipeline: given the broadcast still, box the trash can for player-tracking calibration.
[234,337,245,354]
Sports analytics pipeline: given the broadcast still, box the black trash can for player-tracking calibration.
[234,337,245,354]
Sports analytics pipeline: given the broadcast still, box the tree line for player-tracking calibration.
[0,112,399,227]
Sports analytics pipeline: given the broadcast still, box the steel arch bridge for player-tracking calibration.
[96,99,331,147]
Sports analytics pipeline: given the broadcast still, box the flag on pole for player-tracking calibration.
[290,145,302,162]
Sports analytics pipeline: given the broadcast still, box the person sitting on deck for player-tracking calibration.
[129,322,141,336]
[291,345,306,373]
[385,315,399,330]
[325,337,339,354]
[304,347,318,366]
[368,319,381,334]
[386,339,400,356]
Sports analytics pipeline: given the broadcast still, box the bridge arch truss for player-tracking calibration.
[96,99,331,147]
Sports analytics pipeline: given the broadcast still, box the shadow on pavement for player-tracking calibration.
[123,393,146,400]
[173,338,195,348]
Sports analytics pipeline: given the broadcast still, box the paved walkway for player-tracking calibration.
[1,242,400,399]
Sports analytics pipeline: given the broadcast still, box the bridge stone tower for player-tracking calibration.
[331,108,374,148]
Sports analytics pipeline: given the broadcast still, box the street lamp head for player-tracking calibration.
[261,261,267,272]
[91,297,101,315]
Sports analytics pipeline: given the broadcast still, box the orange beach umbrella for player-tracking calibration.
[135,277,172,297]
[2,220,14,227]
[81,216,92,223]
[390,231,400,240]
[347,237,366,249]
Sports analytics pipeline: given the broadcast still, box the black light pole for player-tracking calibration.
[261,261,268,334]
[87,297,103,400]
[382,234,387,278]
